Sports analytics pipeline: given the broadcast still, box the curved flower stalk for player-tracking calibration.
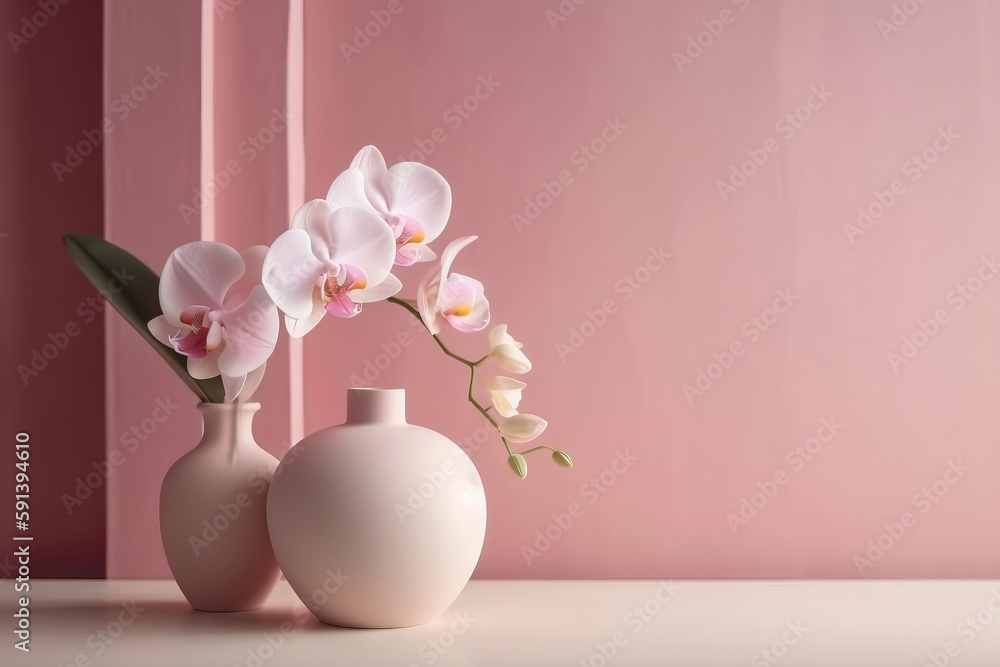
[388,295,571,479]
[147,241,279,402]
[326,146,452,266]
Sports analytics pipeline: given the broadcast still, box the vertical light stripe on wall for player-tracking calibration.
[286,0,305,446]
[199,0,215,242]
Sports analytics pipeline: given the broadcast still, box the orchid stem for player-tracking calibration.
[386,296,513,458]
[516,445,557,456]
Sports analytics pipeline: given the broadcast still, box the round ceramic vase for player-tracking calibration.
[266,388,487,628]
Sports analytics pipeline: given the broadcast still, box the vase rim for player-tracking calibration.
[196,401,261,410]
[346,388,405,424]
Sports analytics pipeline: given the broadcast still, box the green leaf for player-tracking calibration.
[62,233,225,403]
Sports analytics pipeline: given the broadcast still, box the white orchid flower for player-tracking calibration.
[499,414,548,444]
[326,145,451,266]
[487,376,526,418]
[488,324,531,374]
[147,241,278,402]
[262,200,399,338]
[416,236,490,335]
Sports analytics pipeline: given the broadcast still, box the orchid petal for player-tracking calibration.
[148,315,181,347]
[205,320,224,351]
[187,345,223,379]
[385,161,452,243]
[434,273,481,314]
[489,324,515,349]
[227,245,268,306]
[262,228,325,320]
[217,285,279,377]
[487,376,526,418]
[489,326,531,373]
[445,296,490,332]
[437,235,477,286]
[395,241,437,266]
[291,198,334,231]
[159,241,244,325]
[352,273,402,304]
[349,145,390,213]
[417,273,441,336]
[325,169,382,217]
[239,363,266,402]
[499,414,548,444]
[492,344,532,374]
[223,372,247,403]
[285,304,325,338]
[315,206,396,287]
[324,292,362,318]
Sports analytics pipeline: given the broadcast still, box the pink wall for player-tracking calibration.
[1,0,105,577]
[104,0,300,577]
[97,0,1000,579]
[302,0,1000,578]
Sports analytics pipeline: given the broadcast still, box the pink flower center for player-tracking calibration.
[319,265,367,318]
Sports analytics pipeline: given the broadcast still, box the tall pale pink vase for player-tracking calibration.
[267,388,488,628]
[159,402,281,611]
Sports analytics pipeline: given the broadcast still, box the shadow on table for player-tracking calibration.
[35,598,403,635]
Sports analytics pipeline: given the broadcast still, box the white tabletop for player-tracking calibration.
[5,579,1000,666]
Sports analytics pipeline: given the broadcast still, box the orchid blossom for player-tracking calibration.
[487,376,525,418]
[416,236,490,335]
[147,242,278,402]
[499,414,548,444]
[326,146,451,266]
[489,324,531,374]
[262,200,399,338]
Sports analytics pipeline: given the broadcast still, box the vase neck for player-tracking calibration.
[346,388,406,425]
[197,402,260,450]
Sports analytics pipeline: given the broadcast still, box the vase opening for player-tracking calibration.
[346,388,406,425]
